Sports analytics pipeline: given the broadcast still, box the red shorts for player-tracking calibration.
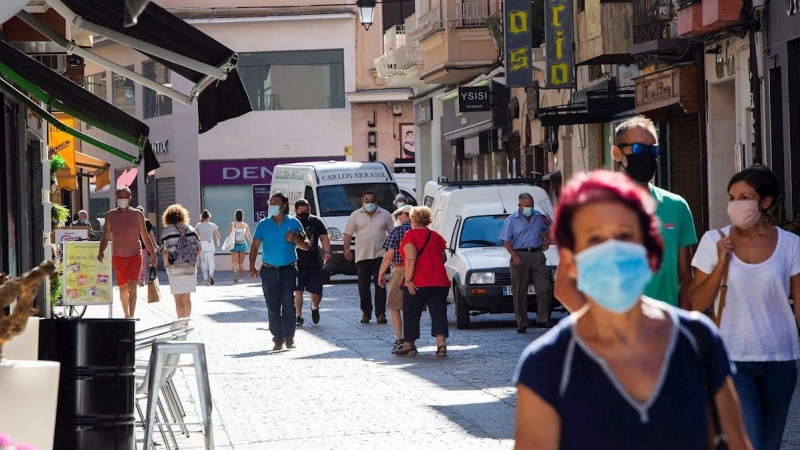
[112,254,143,286]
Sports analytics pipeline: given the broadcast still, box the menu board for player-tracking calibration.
[62,241,113,306]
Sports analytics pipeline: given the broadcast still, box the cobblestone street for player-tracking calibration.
[94,271,800,449]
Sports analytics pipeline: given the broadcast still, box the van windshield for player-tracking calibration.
[459,215,507,248]
[317,183,400,216]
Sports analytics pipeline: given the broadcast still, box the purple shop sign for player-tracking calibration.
[200,157,341,186]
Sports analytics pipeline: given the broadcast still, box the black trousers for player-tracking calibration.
[356,257,386,317]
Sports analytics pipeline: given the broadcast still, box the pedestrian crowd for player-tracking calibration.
[84,114,797,449]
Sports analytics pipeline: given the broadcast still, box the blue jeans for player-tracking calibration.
[732,360,798,450]
[260,265,298,342]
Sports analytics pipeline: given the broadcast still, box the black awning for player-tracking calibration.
[539,87,635,127]
[58,0,252,133]
[0,38,147,159]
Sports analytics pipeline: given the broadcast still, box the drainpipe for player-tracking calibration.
[744,0,763,165]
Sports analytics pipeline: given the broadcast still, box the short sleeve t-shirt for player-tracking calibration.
[296,214,328,270]
[343,208,394,262]
[140,219,154,249]
[399,228,450,288]
[194,222,218,243]
[253,216,304,267]
[691,226,800,361]
[513,307,732,450]
[644,184,698,306]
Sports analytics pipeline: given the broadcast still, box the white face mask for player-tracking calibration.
[117,198,130,208]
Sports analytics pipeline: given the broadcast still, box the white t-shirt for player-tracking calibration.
[692,225,800,361]
[194,222,218,244]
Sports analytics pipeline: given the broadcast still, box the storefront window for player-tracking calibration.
[202,185,257,231]
[112,66,136,117]
[239,50,345,111]
[142,60,173,119]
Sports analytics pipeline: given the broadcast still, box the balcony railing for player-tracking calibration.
[454,0,500,27]
[633,0,674,44]
[376,25,424,79]
[407,6,444,41]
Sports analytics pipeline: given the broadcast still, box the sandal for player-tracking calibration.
[394,345,418,357]
[436,346,447,357]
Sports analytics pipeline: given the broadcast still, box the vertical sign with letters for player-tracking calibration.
[544,0,574,89]
[503,0,533,87]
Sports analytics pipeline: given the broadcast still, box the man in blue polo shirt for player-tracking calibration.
[500,193,552,333]
[249,191,310,350]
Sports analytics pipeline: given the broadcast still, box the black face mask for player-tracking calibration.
[623,154,658,184]
[297,212,310,222]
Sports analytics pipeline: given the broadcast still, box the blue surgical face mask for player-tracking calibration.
[364,202,377,213]
[575,239,652,313]
[396,202,407,209]
[268,205,282,217]
[521,206,533,217]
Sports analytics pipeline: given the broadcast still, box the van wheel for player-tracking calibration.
[454,284,471,329]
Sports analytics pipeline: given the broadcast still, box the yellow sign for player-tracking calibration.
[62,242,113,306]
[344,146,353,156]
[48,113,76,175]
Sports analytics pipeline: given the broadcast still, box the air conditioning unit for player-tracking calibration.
[32,54,66,74]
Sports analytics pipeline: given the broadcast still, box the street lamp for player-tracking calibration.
[356,0,376,31]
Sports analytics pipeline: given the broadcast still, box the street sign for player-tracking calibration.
[414,98,433,125]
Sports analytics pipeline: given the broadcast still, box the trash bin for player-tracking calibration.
[39,318,136,450]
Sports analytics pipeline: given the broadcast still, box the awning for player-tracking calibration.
[116,167,138,188]
[43,0,252,133]
[0,38,152,165]
[539,86,636,127]
[55,152,111,191]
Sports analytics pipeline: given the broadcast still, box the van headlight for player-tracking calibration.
[328,227,344,241]
[469,272,495,284]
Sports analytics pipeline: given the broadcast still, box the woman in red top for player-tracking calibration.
[396,206,451,357]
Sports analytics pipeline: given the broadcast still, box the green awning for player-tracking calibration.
[0,76,137,163]
[0,38,159,171]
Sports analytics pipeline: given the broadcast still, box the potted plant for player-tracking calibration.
[0,261,60,450]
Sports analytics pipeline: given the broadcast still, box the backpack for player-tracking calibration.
[172,225,197,267]
[234,225,245,243]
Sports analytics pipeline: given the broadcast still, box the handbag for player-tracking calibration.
[221,222,236,251]
[147,267,161,303]
[712,229,731,328]
[688,321,729,450]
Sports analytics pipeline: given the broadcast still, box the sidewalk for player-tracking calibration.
[88,270,800,450]
[89,270,522,449]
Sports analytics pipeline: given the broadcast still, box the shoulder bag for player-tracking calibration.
[712,229,731,328]
[147,267,160,303]
[221,222,236,251]
[688,321,729,450]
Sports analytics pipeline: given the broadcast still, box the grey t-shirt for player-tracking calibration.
[194,222,218,243]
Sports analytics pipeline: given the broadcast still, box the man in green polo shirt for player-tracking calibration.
[555,116,697,310]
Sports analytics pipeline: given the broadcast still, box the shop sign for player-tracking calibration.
[200,157,342,186]
[414,98,433,125]
[252,184,272,222]
[151,140,169,154]
[458,86,491,112]
[503,0,533,87]
[49,114,76,174]
[544,0,575,89]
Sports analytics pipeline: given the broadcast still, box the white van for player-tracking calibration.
[423,179,561,329]
[271,161,401,277]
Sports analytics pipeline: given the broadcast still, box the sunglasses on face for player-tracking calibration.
[618,142,659,157]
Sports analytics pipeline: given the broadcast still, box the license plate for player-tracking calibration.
[503,285,535,296]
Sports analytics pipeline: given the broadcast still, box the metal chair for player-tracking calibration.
[142,341,214,450]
